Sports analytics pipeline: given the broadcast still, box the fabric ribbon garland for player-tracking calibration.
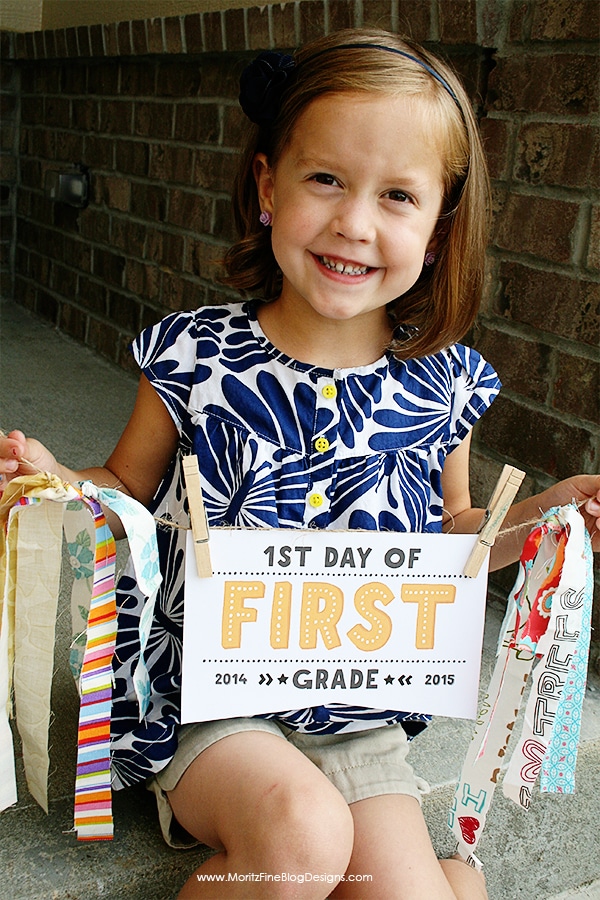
[1,479,592,849]
[0,474,161,841]
[450,503,593,868]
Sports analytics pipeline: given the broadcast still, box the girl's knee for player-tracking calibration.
[440,856,488,900]
[251,775,354,876]
[169,732,354,884]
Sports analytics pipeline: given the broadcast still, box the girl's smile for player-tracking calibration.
[316,254,371,277]
[254,91,445,366]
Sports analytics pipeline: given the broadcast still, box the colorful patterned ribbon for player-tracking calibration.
[72,494,116,840]
[449,504,592,868]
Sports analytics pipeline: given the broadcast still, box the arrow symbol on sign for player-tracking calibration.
[398,675,412,686]
[259,673,273,685]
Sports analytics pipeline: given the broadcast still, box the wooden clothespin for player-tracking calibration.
[182,455,212,578]
[463,464,526,578]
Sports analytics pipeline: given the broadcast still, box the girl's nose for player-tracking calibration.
[331,197,376,243]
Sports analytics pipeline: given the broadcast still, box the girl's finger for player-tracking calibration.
[585,497,600,517]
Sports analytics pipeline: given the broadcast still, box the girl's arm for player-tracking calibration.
[103,374,179,508]
[0,375,179,537]
[441,436,600,570]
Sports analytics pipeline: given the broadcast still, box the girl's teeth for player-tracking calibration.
[320,256,369,276]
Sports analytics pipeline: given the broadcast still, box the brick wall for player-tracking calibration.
[468,0,599,611]
[1,0,598,624]
[0,30,18,300]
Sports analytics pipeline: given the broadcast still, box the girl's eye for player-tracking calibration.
[311,173,338,186]
[387,190,411,203]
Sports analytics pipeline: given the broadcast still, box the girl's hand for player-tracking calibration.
[0,429,59,496]
[541,474,600,552]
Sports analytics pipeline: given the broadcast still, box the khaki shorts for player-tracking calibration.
[148,718,430,848]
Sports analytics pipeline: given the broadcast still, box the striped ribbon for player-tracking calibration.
[73,495,117,841]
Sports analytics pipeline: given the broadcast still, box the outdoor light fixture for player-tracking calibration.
[45,165,90,209]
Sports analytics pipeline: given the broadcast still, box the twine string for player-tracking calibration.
[0,427,592,538]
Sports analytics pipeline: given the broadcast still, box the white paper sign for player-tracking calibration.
[181,529,489,724]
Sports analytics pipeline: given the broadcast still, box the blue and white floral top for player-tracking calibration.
[110,302,500,789]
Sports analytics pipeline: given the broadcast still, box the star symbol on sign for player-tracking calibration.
[278,674,289,684]
[384,674,395,685]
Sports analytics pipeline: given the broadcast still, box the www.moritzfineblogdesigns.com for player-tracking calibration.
[196,872,374,884]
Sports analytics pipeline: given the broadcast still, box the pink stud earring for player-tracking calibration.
[259,210,272,226]
[424,251,436,266]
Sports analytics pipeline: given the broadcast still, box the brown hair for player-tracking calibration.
[224,28,491,360]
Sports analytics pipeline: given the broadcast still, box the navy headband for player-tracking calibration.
[303,43,461,108]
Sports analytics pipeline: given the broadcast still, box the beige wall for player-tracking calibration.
[0,0,42,32]
[0,0,281,31]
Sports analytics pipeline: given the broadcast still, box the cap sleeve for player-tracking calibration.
[445,344,501,450]
[131,310,201,431]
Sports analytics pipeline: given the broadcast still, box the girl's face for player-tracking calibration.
[255,91,445,341]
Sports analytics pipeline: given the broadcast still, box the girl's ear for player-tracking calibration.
[253,153,275,215]
[427,217,450,256]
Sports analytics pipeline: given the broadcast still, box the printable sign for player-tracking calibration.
[181,529,489,723]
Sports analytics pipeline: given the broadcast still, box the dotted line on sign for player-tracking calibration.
[214,572,468,578]
[202,659,467,664]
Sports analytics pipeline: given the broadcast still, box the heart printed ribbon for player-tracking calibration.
[0,474,161,840]
[449,504,593,869]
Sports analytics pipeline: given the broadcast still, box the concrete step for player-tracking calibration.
[547,886,600,900]
[2,300,599,899]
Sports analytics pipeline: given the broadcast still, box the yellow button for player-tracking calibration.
[308,492,324,508]
[322,384,337,399]
[314,437,330,453]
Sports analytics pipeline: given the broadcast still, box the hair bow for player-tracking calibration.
[239,51,296,127]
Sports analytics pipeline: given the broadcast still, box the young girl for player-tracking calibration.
[2,28,599,900]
